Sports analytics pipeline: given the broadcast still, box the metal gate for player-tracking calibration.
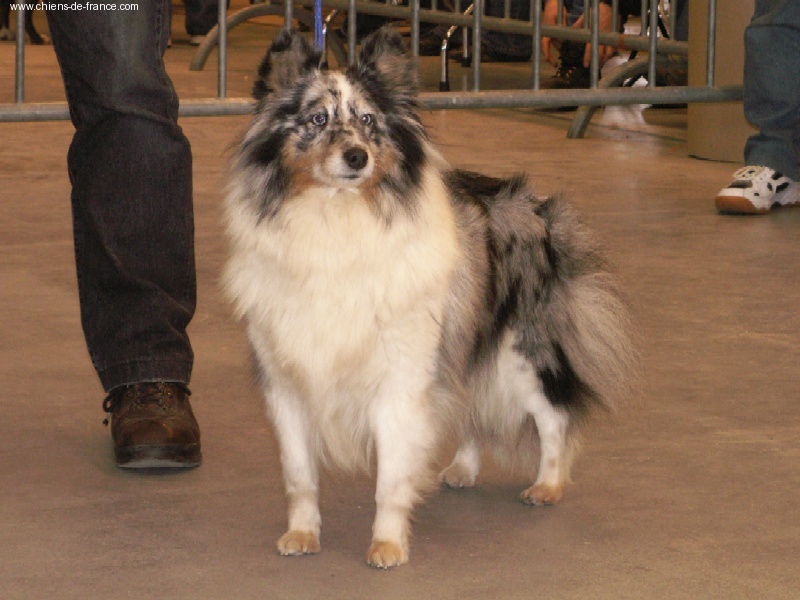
[0,0,740,138]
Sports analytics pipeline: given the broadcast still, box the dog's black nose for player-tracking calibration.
[343,147,368,171]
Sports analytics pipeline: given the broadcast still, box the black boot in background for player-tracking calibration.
[548,40,592,89]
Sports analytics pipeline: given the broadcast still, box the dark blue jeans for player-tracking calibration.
[46,0,196,392]
[744,0,800,180]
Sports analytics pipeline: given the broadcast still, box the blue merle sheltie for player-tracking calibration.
[223,27,636,569]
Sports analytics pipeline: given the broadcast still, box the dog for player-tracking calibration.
[223,27,635,569]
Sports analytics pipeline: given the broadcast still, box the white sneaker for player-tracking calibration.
[715,166,800,214]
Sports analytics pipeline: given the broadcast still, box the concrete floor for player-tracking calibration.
[2,9,799,600]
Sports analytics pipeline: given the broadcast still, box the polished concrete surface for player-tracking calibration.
[2,11,799,600]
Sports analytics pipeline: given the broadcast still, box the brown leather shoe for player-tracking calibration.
[102,382,202,469]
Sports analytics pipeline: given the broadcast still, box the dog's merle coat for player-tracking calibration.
[224,27,635,568]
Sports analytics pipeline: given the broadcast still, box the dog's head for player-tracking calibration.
[239,27,428,219]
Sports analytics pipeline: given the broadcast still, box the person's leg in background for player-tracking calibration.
[184,0,226,45]
[45,0,202,467]
[481,0,534,62]
[716,0,800,214]
[672,0,688,42]
[742,0,800,181]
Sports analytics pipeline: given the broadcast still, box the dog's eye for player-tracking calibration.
[360,114,374,126]
[311,112,328,126]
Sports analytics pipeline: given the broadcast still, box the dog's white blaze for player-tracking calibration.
[312,74,375,186]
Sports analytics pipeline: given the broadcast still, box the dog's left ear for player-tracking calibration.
[253,30,321,100]
[355,27,417,101]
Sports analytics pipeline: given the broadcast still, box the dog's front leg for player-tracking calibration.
[367,394,435,569]
[269,391,322,557]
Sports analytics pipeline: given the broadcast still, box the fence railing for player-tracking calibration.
[1,0,741,138]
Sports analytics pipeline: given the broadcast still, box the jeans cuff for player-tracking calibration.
[99,358,193,392]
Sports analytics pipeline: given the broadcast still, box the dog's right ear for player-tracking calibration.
[253,30,321,100]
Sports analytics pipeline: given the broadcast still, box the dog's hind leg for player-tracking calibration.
[439,438,480,489]
[520,390,573,506]
[269,392,322,556]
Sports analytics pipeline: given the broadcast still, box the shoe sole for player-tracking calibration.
[116,444,202,469]
[715,195,771,215]
[716,194,800,215]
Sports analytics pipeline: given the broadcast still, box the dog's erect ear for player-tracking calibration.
[253,30,321,100]
[355,27,417,100]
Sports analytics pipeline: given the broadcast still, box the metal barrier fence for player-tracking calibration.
[1,0,741,137]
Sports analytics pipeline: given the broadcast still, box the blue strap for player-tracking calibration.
[314,0,324,51]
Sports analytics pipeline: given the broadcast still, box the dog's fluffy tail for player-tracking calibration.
[532,195,637,418]
[470,173,637,419]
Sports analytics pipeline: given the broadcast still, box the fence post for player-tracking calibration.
[15,10,25,103]
[218,0,228,98]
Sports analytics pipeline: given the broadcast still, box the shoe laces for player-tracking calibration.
[731,166,781,183]
[102,382,191,426]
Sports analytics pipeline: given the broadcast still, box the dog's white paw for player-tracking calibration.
[520,483,564,506]
[365,540,408,569]
[277,530,321,556]
[438,463,477,489]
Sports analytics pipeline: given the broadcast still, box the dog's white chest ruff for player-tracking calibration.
[225,177,460,403]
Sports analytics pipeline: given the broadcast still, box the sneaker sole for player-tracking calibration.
[716,194,800,215]
[715,195,771,215]
[116,444,202,469]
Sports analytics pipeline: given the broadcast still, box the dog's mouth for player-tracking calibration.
[334,173,371,188]
[312,172,370,189]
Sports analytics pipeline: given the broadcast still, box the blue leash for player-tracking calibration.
[313,0,324,51]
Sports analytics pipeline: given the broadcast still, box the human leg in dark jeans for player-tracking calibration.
[46,0,201,468]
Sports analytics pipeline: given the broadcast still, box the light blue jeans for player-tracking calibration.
[743,0,800,180]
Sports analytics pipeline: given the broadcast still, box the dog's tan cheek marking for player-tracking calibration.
[356,145,398,218]
[362,144,399,195]
[284,141,320,196]
[288,169,315,198]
